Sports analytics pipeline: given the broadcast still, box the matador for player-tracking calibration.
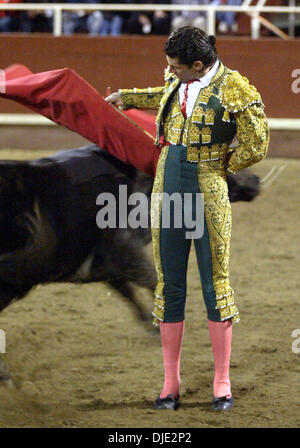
[106,26,269,411]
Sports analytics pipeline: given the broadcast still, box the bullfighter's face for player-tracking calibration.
[166,56,205,83]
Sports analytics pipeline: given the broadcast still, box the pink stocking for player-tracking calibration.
[207,319,233,398]
[159,321,185,399]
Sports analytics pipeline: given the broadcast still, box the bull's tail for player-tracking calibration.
[0,200,57,288]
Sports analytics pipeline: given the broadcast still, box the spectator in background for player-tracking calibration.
[19,0,96,35]
[19,0,87,35]
[126,0,170,35]
[86,0,134,36]
[0,0,22,32]
[20,0,56,33]
[62,0,128,36]
[211,0,242,33]
[62,0,92,35]
[170,0,209,32]
[86,8,104,35]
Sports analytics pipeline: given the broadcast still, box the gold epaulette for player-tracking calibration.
[219,70,264,115]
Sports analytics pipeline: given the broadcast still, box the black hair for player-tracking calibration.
[164,26,218,67]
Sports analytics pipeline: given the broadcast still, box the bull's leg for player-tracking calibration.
[126,254,157,293]
[91,233,157,321]
[109,239,157,293]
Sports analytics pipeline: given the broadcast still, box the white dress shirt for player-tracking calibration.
[178,59,220,118]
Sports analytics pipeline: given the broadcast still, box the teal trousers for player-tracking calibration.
[159,145,221,322]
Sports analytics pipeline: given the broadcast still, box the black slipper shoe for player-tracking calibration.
[154,394,181,410]
[212,395,234,411]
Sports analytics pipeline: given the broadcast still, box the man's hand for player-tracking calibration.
[105,87,123,107]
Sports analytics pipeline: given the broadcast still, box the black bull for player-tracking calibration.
[0,144,260,319]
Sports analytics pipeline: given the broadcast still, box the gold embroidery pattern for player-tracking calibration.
[155,78,181,143]
[164,96,185,145]
[186,145,199,163]
[120,87,164,110]
[151,146,169,326]
[187,121,201,145]
[201,127,212,144]
[193,106,205,123]
[180,143,229,163]
[196,161,240,322]
[199,86,213,104]
[181,117,191,148]
[204,109,215,125]
[227,105,270,173]
[222,110,231,123]
[219,70,263,113]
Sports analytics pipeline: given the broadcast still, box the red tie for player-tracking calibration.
[180,79,200,119]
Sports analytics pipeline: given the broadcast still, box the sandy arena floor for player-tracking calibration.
[0,149,299,428]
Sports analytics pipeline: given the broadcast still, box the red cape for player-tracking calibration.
[0,64,160,177]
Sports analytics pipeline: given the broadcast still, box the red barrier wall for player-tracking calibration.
[0,34,299,118]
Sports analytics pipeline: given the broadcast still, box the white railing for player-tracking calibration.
[0,114,299,131]
[1,3,300,39]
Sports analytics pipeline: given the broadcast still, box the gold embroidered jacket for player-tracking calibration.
[119,62,269,173]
